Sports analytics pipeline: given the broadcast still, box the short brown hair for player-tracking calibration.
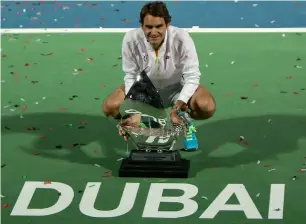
[139,1,172,24]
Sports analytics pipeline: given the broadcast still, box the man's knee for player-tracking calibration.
[197,96,216,118]
[102,86,125,117]
[190,85,216,119]
[102,99,120,116]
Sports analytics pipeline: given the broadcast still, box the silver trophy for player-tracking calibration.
[116,70,190,178]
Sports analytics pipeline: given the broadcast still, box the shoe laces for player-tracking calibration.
[185,123,196,139]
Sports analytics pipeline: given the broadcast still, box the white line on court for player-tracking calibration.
[1,27,306,34]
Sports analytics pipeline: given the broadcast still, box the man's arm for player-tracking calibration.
[122,33,139,95]
[174,32,201,110]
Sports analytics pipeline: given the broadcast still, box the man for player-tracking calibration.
[103,1,216,150]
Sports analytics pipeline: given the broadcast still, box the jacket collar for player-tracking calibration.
[142,27,169,56]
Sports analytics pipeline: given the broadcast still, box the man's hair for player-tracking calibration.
[139,1,172,24]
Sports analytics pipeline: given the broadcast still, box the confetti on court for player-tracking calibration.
[2,203,9,208]
[103,170,112,177]
[1,3,306,221]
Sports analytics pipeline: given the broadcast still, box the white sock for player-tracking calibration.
[183,112,194,123]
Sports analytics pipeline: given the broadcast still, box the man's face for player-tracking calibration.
[142,14,168,48]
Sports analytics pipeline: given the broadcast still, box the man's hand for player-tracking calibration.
[170,108,183,125]
[118,114,142,141]
[170,100,188,125]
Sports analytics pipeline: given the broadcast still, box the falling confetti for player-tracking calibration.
[1,4,305,221]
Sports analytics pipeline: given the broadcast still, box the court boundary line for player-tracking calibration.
[1,27,306,34]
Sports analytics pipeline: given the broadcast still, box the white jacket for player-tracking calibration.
[122,25,201,104]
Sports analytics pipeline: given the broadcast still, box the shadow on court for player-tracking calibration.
[1,113,306,177]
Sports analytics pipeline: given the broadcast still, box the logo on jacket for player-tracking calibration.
[165,55,170,59]
[143,54,148,62]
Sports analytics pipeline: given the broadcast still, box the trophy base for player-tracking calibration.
[118,149,190,178]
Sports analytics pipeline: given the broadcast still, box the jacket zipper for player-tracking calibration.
[155,49,161,88]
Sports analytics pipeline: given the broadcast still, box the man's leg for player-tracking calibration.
[187,85,216,120]
[102,84,125,119]
[172,85,215,150]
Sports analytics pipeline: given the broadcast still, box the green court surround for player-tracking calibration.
[1,32,306,224]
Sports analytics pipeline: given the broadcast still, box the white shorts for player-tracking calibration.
[156,83,183,108]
